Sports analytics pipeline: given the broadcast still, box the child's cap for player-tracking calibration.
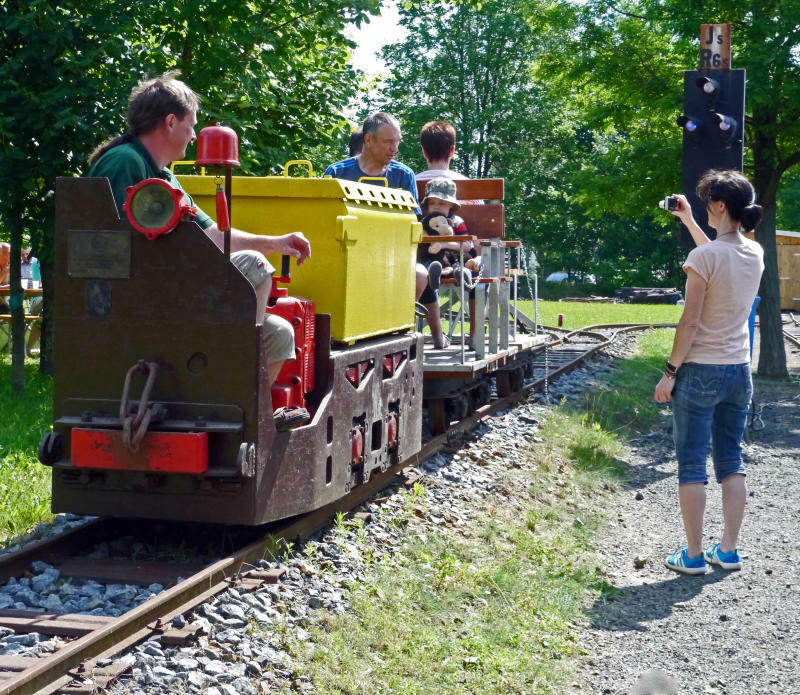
[421,177,460,210]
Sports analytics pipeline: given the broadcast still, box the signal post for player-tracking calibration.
[677,24,745,246]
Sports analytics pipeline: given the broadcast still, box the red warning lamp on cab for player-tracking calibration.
[123,178,197,240]
[195,124,240,235]
[195,123,240,168]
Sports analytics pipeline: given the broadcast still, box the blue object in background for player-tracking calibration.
[749,296,760,360]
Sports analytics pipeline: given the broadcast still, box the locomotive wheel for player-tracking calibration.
[450,393,470,419]
[511,366,525,393]
[496,370,512,397]
[474,380,491,408]
[428,399,449,434]
[468,387,482,413]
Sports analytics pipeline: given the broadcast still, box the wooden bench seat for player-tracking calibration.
[416,178,504,240]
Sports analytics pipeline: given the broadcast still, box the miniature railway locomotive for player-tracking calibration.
[38,160,545,526]
[38,173,424,525]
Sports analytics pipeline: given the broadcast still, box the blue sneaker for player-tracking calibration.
[704,542,742,570]
[665,546,707,575]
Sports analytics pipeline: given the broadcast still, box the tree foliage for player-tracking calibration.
[370,0,687,288]
[0,0,377,387]
[529,0,800,376]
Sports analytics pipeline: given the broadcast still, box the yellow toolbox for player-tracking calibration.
[177,164,422,344]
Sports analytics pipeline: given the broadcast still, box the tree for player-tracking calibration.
[1,1,131,389]
[531,0,800,376]
[776,169,800,231]
[367,0,690,292]
[0,0,377,390]
[370,1,591,269]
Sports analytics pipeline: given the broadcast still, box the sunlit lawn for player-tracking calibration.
[0,355,53,545]
[293,329,678,694]
[518,299,682,329]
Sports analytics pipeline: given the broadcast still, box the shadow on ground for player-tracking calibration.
[589,569,729,632]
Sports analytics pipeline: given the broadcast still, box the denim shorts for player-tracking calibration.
[672,362,752,485]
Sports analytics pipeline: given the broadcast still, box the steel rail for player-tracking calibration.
[783,328,800,349]
[0,458,439,695]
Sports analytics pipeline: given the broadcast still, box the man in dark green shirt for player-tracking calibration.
[87,71,311,429]
[88,138,214,228]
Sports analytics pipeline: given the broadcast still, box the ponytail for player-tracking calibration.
[88,133,135,167]
[739,204,763,233]
[696,169,762,233]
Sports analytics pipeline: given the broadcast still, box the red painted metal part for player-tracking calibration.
[382,351,406,378]
[266,296,316,410]
[123,179,193,241]
[195,124,240,168]
[351,426,364,464]
[345,360,371,388]
[70,429,209,474]
[386,412,398,449]
[215,185,230,232]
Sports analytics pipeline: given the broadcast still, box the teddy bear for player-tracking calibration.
[421,213,454,255]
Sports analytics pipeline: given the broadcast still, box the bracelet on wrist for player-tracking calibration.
[663,370,676,380]
[665,361,678,375]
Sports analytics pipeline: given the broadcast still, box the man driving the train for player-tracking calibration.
[87,71,311,430]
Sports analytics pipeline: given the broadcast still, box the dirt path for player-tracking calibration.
[574,333,800,695]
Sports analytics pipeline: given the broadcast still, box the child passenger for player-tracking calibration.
[417,177,481,349]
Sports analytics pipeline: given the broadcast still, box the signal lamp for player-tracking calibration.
[123,178,197,241]
[696,76,720,97]
[677,115,698,130]
[713,113,737,132]
[712,113,739,148]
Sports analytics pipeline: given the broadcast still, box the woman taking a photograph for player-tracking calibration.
[654,169,764,575]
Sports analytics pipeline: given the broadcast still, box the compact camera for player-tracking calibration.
[658,196,680,211]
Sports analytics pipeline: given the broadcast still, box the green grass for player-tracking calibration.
[517,299,681,330]
[293,490,611,694]
[276,329,677,694]
[0,355,53,544]
[581,329,675,434]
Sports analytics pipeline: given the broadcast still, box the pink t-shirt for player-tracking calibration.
[683,235,764,365]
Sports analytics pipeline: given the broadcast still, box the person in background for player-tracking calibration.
[19,248,43,354]
[0,242,9,287]
[348,127,363,158]
[0,243,10,314]
[417,120,483,207]
[325,112,419,210]
[21,248,37,288]
[87,71,311,430]
[416,120,468,182]
[417,178,480,349]
[325,112,429,324]
[655,169,764,575]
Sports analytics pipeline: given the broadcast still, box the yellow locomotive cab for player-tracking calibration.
[177,170,422,344]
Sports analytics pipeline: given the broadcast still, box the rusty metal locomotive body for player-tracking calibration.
[41,177,423,525]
